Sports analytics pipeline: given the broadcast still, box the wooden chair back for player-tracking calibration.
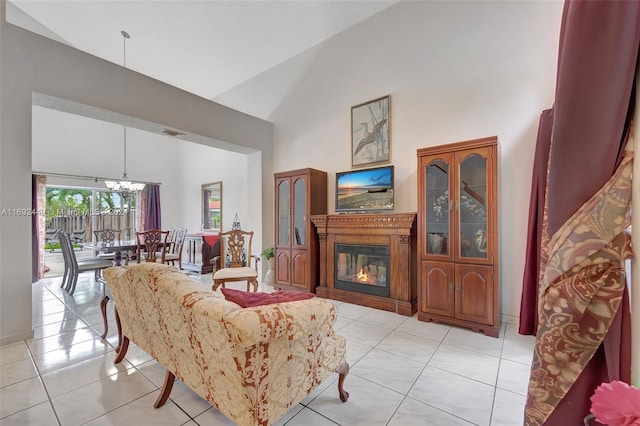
[219,229,254,269]
[170,227,188,256]
[94,229,121,244]
[136,229,170,263]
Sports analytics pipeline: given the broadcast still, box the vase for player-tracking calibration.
[474,229,488,253]
[427,233,445,254]
[264,257,275,286]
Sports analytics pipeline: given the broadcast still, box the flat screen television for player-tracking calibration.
[335,165,394,213]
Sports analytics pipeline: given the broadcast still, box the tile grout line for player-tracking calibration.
[487,321,509,426]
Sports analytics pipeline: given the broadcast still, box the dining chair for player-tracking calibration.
[93,229,122,261]
[45,229,59,253]
[136,229,170,264]
[212,229,260,292]
[58,231,112,294]
[71,229,86,250]
[163,227,187,269]
[167,228,177,247]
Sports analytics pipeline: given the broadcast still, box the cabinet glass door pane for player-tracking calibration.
[278,180,290,246]
[293,178,306,246]
[425,159,449,256]
[458,154,487,259]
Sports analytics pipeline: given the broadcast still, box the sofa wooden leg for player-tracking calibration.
[100,295,109,339]
[114,336,129,364]
[337,362,349,402]
[114,307,123,352]
[154,371,176,408]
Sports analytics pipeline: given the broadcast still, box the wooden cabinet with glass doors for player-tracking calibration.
[417,136,499,337]
[274,168,327,292]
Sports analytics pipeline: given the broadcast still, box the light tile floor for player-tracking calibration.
[1,271,536,425]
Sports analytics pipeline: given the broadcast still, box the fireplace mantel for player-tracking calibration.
[311,213,417,315]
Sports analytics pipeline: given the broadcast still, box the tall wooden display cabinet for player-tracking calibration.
[274,168,327,293]
[417,136,499,337]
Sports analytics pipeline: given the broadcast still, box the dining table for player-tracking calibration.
[84,239,139,267]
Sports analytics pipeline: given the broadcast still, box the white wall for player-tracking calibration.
[178,139,250,234]
[0,5,273,345]
[32,106,250,236]
[215,0,564,321]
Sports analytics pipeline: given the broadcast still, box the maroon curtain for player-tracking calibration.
[32,175,39,282]
[519,109,553,335]
[31,175,46,282]
[521,0,640,424]
[546,0,639,236]
[143,184,161,230]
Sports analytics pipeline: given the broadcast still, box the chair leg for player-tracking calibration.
[68,270,79,295]
[60,267,68,289]
[63,269,73,293]
[154,370,176,408]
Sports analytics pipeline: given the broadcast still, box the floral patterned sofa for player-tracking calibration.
[103,262,349,426]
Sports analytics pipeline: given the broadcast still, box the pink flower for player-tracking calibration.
[590,380,640,425]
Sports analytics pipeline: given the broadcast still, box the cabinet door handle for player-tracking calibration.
[449,282,454,293]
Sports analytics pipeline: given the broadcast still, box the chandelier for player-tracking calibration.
[104,30,145,204]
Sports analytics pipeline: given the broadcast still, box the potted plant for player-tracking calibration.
[261,247,275,285]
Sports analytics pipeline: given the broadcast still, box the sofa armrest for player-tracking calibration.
[222,298,337,347]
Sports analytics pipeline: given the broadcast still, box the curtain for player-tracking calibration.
[31,174,47,282]
[143,184,161,230]
[523,1,640,424]
[135,189,146,233]
[519,109,553,335]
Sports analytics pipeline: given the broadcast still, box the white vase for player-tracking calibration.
[264,257,276,285]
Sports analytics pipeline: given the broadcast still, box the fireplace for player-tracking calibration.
[335,244,390,297]
[311,213,417,315]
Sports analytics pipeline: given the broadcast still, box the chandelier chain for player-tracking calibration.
[104,29,144,203]
[122,30,129,179]
[123,126,128,178]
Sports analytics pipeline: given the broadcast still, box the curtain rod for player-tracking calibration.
[33,171,161,186]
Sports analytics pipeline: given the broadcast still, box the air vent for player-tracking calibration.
[162,128,186,137]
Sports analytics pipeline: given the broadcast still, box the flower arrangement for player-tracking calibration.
[433,192,449,222]
[433,191,486,222]
[586,380,640,425]
[460,194,486,222]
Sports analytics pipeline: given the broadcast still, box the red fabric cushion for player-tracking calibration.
[221,288,314,308]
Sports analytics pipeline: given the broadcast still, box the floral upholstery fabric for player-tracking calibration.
[103,263,347,426]
[524,142,633,425]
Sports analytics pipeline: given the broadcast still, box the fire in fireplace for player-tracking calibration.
[334,244,390,297]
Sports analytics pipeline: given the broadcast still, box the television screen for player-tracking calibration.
[336,165,394,212]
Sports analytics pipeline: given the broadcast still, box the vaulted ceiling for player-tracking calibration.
[7,0,398,100]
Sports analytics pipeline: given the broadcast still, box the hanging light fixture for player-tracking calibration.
[104,30,145,204]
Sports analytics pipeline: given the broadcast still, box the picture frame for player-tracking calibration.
[351,95,391,167]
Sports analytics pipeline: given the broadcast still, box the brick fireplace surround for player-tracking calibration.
[310,213,417,316]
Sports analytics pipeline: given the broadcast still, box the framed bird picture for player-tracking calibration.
[351,95,391,167]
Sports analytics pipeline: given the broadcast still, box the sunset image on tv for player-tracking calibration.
[336,166,394,212]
